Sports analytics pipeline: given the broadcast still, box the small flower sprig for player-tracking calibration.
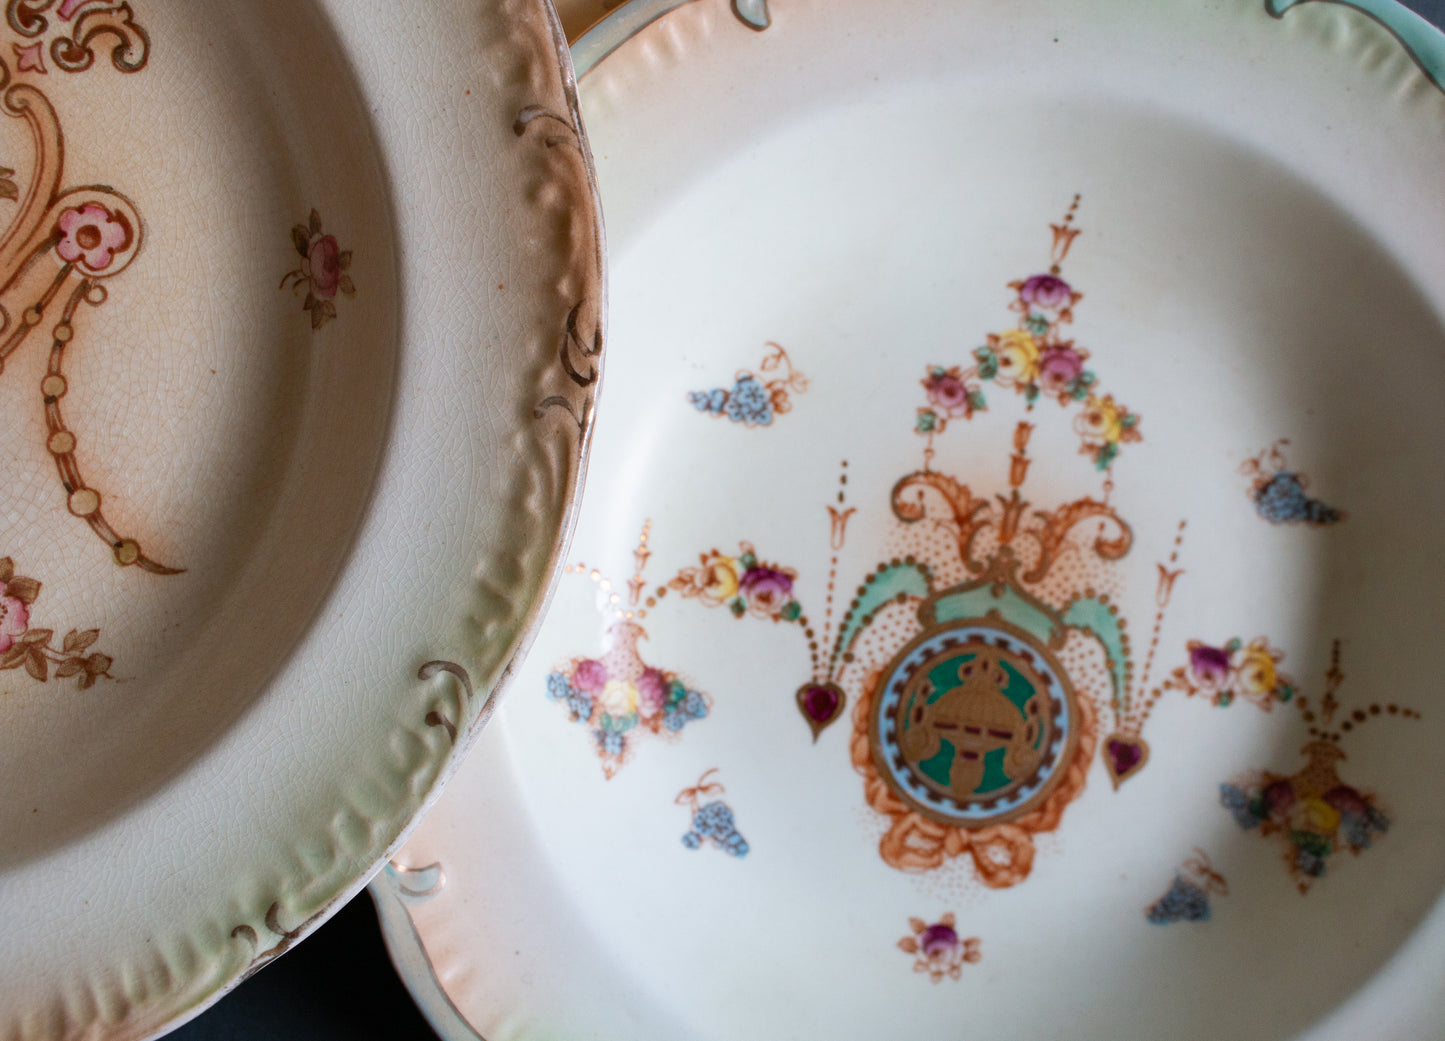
[915,199,1141,471]
[0,557,113,688]
[1163,637,1295,710]
[668,542,801,622]
[677,769,749,858]
[897,914,981,982]
[689,341,808,427]
[281,209,355,331]
[545,621,712,778]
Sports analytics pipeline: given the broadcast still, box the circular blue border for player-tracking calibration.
[875,623,1072,825]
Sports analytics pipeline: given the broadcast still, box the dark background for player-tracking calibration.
[175,0,1445,1037]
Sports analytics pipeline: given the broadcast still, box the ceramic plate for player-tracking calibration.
[0,1,603,1037]
[375,1,1445,1038]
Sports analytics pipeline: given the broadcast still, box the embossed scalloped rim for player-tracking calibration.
[4,1,605,1039]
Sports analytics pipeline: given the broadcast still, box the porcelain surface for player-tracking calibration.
[0,1,603,1037]
[376,1,1445,1039]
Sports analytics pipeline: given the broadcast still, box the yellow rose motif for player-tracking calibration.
[672,551,743,607]
[1075,394,1123,444]
[699,553,741,604]
[1237,640,1280,696]
[598,679,639,718]
[1291,796,1342,836]
[992,329,1041,387]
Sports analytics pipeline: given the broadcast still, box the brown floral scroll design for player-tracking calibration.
[0,556,113,687]
[0,12,175,572]
[891,422,1132,585]
[7,0,149,76]
[280,209,355,331]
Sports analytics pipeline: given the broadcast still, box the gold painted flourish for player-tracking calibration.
[230,902,326,982]
[514,103,604,436]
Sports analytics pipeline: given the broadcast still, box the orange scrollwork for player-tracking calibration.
[850,666,1097,888]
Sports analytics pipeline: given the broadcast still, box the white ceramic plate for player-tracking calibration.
[0,1,602,1037]
[375,1,1445,1039]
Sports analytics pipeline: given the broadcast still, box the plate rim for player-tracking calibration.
[0,0,607,1037]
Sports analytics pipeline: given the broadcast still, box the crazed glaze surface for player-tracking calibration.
[377,1,1445,1040]
[0,1,603,1038]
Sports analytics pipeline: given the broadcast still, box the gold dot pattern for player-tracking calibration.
[1056,628,1117,731]
[836,598,922,693]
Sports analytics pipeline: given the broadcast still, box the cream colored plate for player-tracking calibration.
[0,1,602,1037]
[377,1,1445,1040]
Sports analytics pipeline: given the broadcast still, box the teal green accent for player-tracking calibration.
[898,650,1038,796]
[999,660,1037,717]
[1267,0,1445,93]
[1063,597,1128,710]
[925,656,964,702]
[978,747,1010,793]
[731,0,771,30]
[919,740,954,787]
[836,563,931,659]
[932,584,1057,646]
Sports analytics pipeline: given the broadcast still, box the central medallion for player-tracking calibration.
[871,618,1080,827]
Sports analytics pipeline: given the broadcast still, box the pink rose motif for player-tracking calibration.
[636,667,668,719]
[56,203,132,272]
[1037,344,1085,397]
[920,922,960,958]
[307,234,342,299]
[1188,643,1231,689]
[1323,785,1368,817]
[739,566,793,617]
[1262,779,1297,816]
[57,0,95,18]
[283,211,355,331]
[0,584,29,654]
[1017,273,1074,311]
[572,658,608,694]
[924,369,971,415]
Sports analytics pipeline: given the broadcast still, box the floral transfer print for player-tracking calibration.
[0,557,113,686]
[897,914,980,981]
[915,197,1141,471]
[1146,848,1228,924]
[56,201,131,270]
[546,620,710,778]
[0,5,177,570]
[669,542,802,622]
[1093,523,1325,789]
[1102,635,1297,788]
[5,1,148,77]
[1164,637,1295,710]
[689,341,807,427]
[1222,746,1390,893]
[1218,642,1419,892]
[1240,440,1344,526]
[677,769,749,857]
[281,209,355,330]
